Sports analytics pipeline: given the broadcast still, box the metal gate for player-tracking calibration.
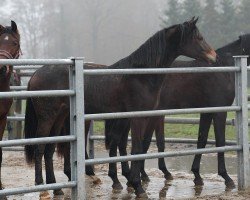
[1,56,249,199]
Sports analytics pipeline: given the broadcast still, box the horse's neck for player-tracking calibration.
[110,30,178,70]
[111,42,176,88]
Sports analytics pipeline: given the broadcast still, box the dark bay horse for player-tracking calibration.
[0,21,20,192]
[24,18,216,198]
[105,34,250,190]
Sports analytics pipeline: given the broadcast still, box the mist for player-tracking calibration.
[0,0,248,65]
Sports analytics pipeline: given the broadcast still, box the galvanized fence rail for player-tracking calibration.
[0,58,85,199]
[83,55,250,191]
[1,56,250,199]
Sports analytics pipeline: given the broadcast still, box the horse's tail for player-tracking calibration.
[24,97,37,164]
[56,117,70,158]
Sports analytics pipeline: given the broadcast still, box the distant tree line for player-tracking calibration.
[161,0,250,49]
[5,0,86,59]
[2,0,250,63]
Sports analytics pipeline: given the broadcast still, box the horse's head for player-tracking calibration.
[239,34,250,56]
[0,21,21,79]
[171,17,217,64]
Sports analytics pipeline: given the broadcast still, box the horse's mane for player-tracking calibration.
[109,22,198,69]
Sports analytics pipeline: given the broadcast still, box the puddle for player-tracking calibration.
[2,142,248,199]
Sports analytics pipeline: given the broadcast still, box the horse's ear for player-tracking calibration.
[193,17,199,25]
[190,16,195,22]
[11,20,18,33]
[189,17,198,26]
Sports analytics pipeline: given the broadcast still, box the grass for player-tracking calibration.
[93,112,245,141]
[6,100,250,142]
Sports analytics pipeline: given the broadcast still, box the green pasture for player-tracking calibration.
[5,100,250,142]
[93,112,244,141]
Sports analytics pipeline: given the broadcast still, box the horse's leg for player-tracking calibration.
[34,120,54,198]
[130,118,148,198]
[118,119,130,184]
[60,119,71,181]
[155,116,173,180]
[191,113,213,186]
[44,105,68,196]
[85,120,100,184]
[63,143,71,181]
[107,119,128,190]
[44,143,65,196]
[140,117,155,182]
[213,112,235,188]
[108,139,121,189]
[0,117,7,191]
[85,120,95,176]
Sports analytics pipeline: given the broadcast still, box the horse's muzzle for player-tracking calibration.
[205,50,217,63]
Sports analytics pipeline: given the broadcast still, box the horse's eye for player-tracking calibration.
[197,36,203,41]
[13,41,18,46]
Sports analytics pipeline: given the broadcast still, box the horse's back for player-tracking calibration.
[29,65,69,91]
[160,60,235,109]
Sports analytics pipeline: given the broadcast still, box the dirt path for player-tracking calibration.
[0,142,249,199]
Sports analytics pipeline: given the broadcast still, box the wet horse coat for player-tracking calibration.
[0,21,20,194]
[105,34,250,189]
[24,18,216,197]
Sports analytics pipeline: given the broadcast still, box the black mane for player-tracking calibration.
[109,23,198,69]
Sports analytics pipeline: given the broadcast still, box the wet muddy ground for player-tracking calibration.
[1,141,250,199]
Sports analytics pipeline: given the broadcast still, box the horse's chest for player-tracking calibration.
[0,98,12,117]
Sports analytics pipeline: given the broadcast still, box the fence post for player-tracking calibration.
[69,57,85,199]
[89,121,95,159]
[234,55,250,190]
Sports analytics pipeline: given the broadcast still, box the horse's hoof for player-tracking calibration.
[159,189,167,198]
[89,175,101,184]
[164,173,173,181]
[136,192,148,199]
[39,191,50,199]
[112,182,123,190]
[141,175,150,183]
[53,189,64,196]
[126,182,134,193]
[225,180,236,189]
[194,178,204,186]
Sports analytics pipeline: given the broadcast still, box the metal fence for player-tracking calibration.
[1,56,250,199]
[0,58,85,199]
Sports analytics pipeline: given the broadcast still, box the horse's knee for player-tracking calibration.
[44,145,55,160]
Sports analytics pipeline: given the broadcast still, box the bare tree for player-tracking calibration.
[81,0,123,62]
[10,0,47,58]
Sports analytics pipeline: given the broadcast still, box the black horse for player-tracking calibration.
[24,18,216,198]
[105,34,250,191]
[0,21,20,198]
